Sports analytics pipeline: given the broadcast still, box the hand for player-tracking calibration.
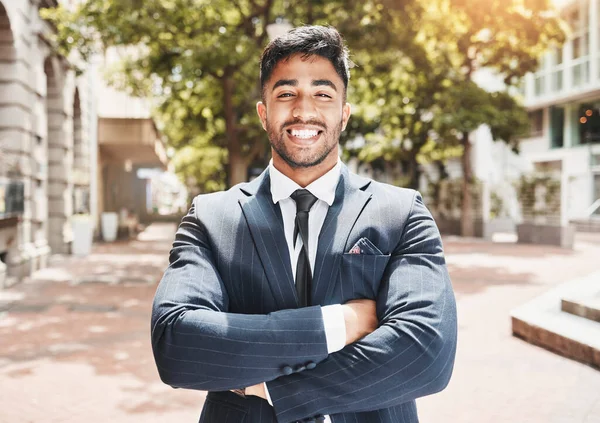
[245,383,267,400]
[342,299,378,346]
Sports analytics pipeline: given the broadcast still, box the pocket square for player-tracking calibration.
[347,237,384,255]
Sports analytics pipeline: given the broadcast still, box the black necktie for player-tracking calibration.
[290,189,318,307]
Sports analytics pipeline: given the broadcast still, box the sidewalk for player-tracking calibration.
[0,223,204,423]
[419,232,600,423]
[0,225,599,422]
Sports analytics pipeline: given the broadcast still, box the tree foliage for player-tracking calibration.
[42,0,420,191]
[43,0,565,237]
[425,0,565,236]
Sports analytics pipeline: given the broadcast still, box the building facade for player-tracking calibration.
[419,0,600,238]
[95,47,169,229]
[0,0,93,287]
[520,0,600,221]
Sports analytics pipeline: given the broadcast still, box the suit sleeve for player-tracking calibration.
[151,197,329,392]
[266,192,458,422]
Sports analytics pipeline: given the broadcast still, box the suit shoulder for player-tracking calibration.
[366,179,419,202]
[191,184,246,213]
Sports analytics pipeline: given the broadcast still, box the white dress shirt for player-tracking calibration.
[263,160,346,422]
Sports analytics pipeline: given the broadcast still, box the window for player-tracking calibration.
[535,75,546,96]
[564,1,590,87]
[528,110,544,137]
[547,47,565,92]
[552,70,563,91]
[550,106,564,148]
[573,61,590,86]
[554,47,563,66]
[594,174,600,211]
[578,103,600,144]
[569,8,581,28]
[573,34,589,59]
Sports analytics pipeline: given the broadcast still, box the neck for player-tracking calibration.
[272,156,337,187]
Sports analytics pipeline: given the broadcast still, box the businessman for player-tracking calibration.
[151,25,457,423]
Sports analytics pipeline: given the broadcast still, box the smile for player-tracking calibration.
[286,128,323,139]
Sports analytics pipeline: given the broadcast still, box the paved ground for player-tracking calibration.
[0,224,599,423]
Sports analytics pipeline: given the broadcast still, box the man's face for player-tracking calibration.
[257,54,351,172]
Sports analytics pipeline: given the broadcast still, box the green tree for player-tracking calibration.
[42,0,418,191]
[342,7,457,189]
[334,0,564,237]
[432,0,565,236]
[43,0,286,189]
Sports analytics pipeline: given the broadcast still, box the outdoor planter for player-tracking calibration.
[101,212,118,242]
[71,214,93,256]
[516,223,575,249]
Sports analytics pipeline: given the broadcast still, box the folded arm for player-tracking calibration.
[265,193,458,422]
[151,199,330,391]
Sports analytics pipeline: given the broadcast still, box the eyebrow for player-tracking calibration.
[272,79,338,92]
[313,79,338,91]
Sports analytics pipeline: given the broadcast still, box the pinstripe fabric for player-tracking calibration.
[151,165,457,423]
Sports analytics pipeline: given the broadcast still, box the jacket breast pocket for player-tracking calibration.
[199,397,247,423]
[340,253,391,300]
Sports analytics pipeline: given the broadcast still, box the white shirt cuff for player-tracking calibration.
[321,304,346,353]
[263,382,273,406]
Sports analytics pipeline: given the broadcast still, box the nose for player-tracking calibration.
[292,95,317,120]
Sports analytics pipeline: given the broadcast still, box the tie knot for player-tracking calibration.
[290,189,318,213]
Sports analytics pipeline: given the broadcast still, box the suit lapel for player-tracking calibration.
[239,169,298,310]
[312,166,372,305]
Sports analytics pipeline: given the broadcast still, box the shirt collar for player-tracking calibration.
[269,159,341,206]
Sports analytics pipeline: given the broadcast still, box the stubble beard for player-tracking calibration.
[267,118,343,169]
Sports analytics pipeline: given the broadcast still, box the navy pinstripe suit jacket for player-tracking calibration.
[151,164,457,423]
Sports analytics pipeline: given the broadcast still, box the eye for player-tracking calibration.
[316,93,332,98]
[277,92,295,98]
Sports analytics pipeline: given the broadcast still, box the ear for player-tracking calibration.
[341,102,352,131]
[256,101,267,131]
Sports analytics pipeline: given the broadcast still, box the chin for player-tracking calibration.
[284,152,331,169]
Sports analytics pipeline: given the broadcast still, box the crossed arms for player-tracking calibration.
[151,192,457,423]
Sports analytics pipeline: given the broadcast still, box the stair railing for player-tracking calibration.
[584,198,600,217]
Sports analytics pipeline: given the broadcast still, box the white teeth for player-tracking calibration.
[291,129,318,139]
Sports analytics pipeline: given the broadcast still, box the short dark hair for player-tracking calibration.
[260,25,350,99]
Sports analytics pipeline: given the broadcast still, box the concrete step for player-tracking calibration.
[562,288,600,323]
[511,271,600,370]
[571,217,600,233]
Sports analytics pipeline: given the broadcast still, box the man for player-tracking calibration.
[151,25,457,423]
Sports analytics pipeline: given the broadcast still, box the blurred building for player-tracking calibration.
[519,0,600,225]
[0,0,94,287]
[417,0,600,240]
[0,0,172,289]
[95,46,169,232]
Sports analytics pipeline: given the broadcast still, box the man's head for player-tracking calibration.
[257,25,352,184]
[260,25,351,102]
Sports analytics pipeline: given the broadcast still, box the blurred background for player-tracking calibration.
[0,0,599,422]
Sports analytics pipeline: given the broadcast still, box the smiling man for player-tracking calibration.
[151,26,457,423]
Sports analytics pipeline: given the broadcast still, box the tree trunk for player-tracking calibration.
[461,132,475,237]
[222,74,248,187]
[405,153,420,190]
[229,147,248,188]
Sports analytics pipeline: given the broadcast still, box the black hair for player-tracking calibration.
[260,25,350,99]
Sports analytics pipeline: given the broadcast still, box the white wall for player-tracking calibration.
[96,47,153,119]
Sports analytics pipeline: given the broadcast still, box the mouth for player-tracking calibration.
[285,128,324,143]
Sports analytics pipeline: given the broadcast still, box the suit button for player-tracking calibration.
[306,419,316,423]
[295,365,306,372]
[316,417,326,422]
[306,361,317,370]
[282,365,293,375]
